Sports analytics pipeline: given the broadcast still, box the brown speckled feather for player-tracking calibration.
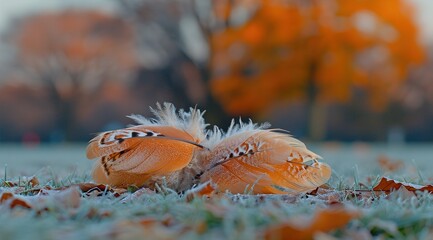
[86,103,207,187]
[199,129,331,194]
[86,103,331,193]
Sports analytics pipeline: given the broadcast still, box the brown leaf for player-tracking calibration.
[195,182,217,195]
[137,218,159,227]
[72,183,128,198]
[0,192,14,203]
[120,187,155,203]
[307,187,320,196]
[185,181,217,202]
[51,186,81,209]
[377,155,403,172]
[0,192,32,209]
[13,185,53,196]
[2,176,39,188]
[343,190,374,202]
[28,176,40,187]
[195,221,207,234]
[306,184,335,196]
[9,198,32,209]
[264,207,360,240]
[3,181,17,187]
[85,207,112,219]
[112,188,128,197]
[114,218,180,240]
[314,190,342,205]
[373,177,433,193]
[1,186,81,210]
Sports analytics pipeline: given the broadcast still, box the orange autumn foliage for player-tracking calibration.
[8,10,138,140]
[14,10,136,70]
[210,0,424,115]
[264,207,360,240]
[11,10,137,105]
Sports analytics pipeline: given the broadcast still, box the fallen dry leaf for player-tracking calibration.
[3,181,17,187]
[342,190,375,203]
[137,218,160,227]
[71,183,127,198]
[307,184,332,196]
[307,188,342,205]
[194,181,217,196]
[113,217,181,240]
[0,192,32,209]
[0,186,81,210]
[185,181,217,202]
[85,207,112,219]
[0,192,14,203]
[195,221,208,234]
[50,186,81,209]
[120,187,155,203]
[116,215,174,228]
[264,207,360,240]
[112,188,128,197]
[29,176,39,187]
[2,176,39,188]
[388,186,417,199]
[9,198,32,209]
[75,183,109,193]
[373,177,433,193]
[377,155,403,172]
[7,181,118,197]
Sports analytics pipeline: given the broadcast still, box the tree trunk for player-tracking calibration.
[307,100,327,141]
[306,62,327,141]
[55,100,74,141]
[43,74,79,142]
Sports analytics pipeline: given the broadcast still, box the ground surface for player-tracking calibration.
[1,143,433,239]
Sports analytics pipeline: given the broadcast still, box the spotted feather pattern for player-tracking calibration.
[86,103,209,188]
[86,103,332,193]
[98,129,163,146]
[198,126,330,194]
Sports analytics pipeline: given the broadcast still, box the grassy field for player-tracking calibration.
[1,143,433,239]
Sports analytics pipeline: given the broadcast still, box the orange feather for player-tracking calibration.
[86,103,206,188]
[86,103,332,194]
[198,123,331,194]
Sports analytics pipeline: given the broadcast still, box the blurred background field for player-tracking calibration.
[1,0,433,174]
[2,143,433,183]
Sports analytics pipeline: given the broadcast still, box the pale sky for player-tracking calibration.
[0,0,116,32]
[0,0,432,43]
[413,0,433,43]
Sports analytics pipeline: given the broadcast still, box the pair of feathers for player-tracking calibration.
[86,103,331,194]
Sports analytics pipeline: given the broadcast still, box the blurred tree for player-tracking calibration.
[394,46,433,141]
[0,84,54,141]
[209,0,424,140]
[117,0,254,126]
[8,10,137,140]
[399,47,433,109]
